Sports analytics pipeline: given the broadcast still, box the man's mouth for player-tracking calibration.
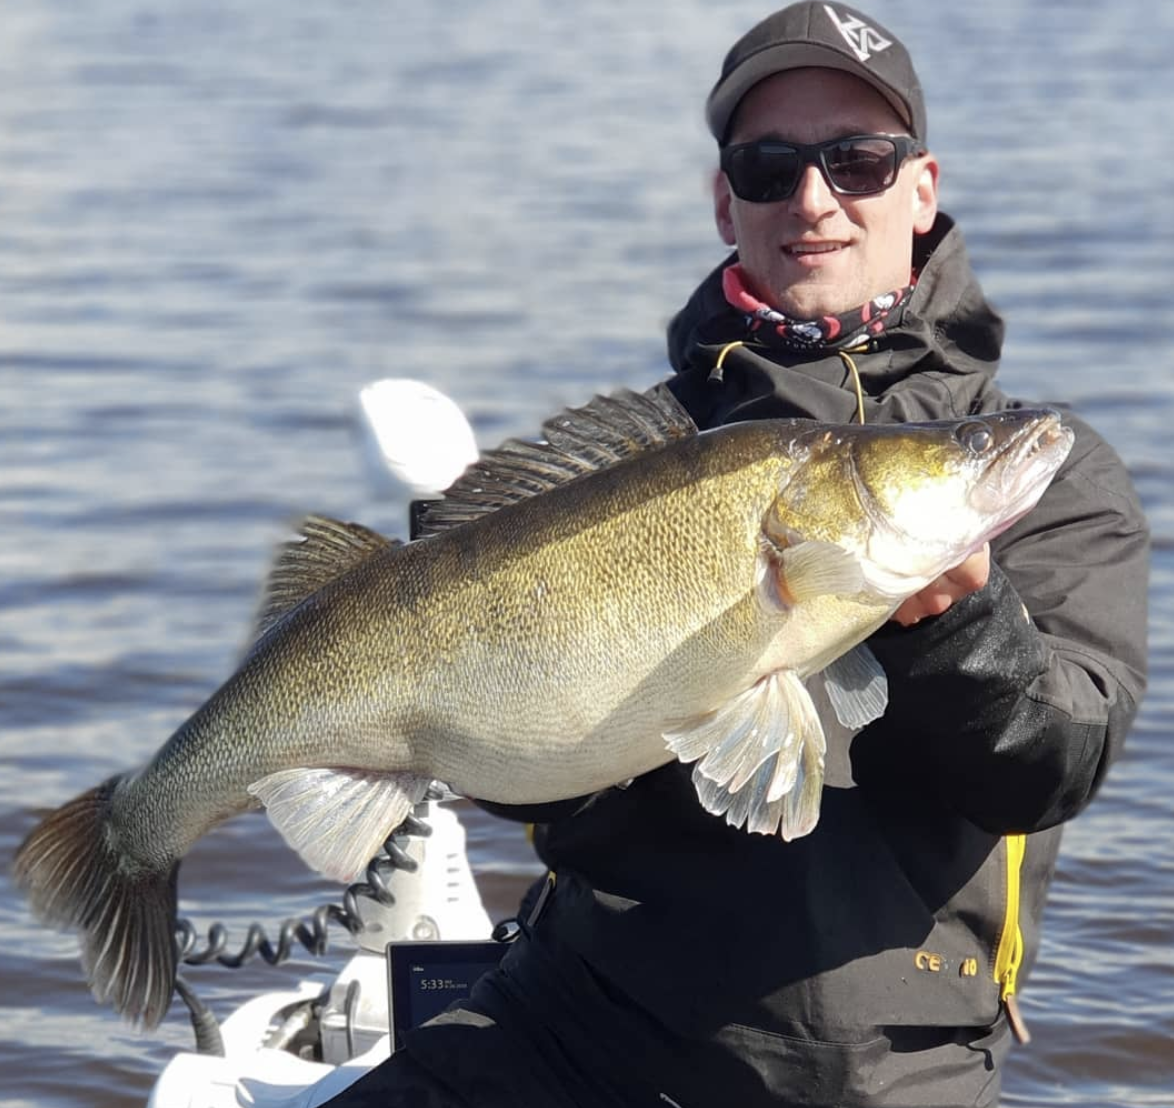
[784,242,844,256]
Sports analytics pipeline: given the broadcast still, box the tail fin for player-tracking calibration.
[12,776,179,1029]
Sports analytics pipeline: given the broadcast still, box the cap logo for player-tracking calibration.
[822,5,893,62]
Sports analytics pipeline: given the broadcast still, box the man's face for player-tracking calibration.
[714,68,939,319]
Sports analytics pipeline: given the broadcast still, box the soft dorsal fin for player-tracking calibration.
[416,384,696,538]
[256,515,398,637]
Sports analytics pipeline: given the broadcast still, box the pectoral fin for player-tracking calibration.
[759,538,865,610]
[821,644,888,729]
[248,767,432,883]
[664,670,826,840]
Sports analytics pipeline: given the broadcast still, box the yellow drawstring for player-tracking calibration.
[709,341,746,383]
[711,340,868,425]
[837,347,868,424]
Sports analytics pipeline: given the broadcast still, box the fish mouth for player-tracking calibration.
[973,409,1074,537]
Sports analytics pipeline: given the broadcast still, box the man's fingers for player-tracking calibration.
[891,545,991,627]
[943,545,991,593]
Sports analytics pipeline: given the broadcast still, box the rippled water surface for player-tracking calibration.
[2,2,1171,1105]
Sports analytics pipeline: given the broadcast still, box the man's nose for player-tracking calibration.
[789,164,840,220]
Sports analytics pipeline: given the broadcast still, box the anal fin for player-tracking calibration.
[248,767,432,883]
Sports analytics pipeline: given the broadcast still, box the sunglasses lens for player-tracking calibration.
[824,138,899,194]
[724,144,801,203]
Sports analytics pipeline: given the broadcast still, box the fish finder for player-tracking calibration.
[386,939,508,1051]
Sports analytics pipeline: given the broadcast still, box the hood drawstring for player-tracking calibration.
[707,340,869,425]
[708,341,746,385]
[838,347,869,424]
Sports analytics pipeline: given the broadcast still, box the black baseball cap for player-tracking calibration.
[706,2,927,144]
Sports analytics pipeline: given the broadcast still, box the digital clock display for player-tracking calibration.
[387,940,509,1050]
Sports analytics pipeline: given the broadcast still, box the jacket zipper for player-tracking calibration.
[994,833,1031,1043]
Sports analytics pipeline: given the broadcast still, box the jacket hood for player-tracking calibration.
[667,212,1005,399]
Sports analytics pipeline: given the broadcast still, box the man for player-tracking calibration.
[331,4,1148,1106]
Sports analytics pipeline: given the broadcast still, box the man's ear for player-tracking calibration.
[912,154,939,235]
[713,168,738,246]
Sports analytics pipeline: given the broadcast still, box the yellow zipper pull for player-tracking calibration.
[995,833,1031,1044]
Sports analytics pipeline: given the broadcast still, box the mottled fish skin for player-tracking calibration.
[12,390,1073,1028]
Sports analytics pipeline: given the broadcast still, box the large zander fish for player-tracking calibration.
[14,387,1072,1028]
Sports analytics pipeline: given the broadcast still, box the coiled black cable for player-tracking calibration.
[171,809,432,1050]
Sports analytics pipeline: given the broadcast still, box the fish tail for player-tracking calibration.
[12,775,179,1029]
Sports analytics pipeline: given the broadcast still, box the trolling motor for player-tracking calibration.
[169,793,494,1065]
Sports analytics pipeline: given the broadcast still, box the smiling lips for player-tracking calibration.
[785,241,845,257]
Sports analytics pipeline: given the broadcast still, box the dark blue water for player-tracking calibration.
[2,2,1171,1105]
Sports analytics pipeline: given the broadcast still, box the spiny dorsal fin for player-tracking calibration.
[417,384,696,538]
[256,515,398,637]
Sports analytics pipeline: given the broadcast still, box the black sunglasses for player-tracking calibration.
[720,134,924,204]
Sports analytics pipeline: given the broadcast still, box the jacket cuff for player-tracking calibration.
[852,563,1084,831]
[868,559,1048,713]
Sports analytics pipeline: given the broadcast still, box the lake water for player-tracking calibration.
[1,1,1171,1106]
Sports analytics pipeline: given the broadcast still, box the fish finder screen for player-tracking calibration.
[386,940,508,1051]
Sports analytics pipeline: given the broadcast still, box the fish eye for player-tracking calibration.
[955,421,994,454]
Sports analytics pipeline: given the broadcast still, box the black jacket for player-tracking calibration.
[440,215,1149,1108]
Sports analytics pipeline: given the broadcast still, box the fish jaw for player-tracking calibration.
[969,409,1074,536]
[846,410,1073,598]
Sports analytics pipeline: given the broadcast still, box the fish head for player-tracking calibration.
[766,410,1074,600]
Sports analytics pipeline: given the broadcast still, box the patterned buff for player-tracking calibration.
[721,263,916,352]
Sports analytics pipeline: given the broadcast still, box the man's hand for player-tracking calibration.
[891,544,990,627]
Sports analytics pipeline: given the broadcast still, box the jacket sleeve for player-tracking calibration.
[853,420,1149,833]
